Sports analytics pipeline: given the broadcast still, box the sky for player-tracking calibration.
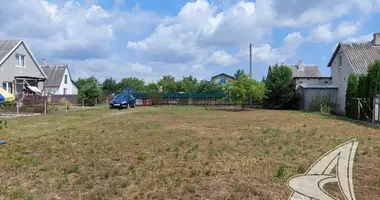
[2,0,380,83]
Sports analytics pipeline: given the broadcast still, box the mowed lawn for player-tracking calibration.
[0,106,380,200]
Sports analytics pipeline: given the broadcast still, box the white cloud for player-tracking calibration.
[308,21,360,42]
[236,32,304,64]
[207,51,239,66]
[345,33,373,42]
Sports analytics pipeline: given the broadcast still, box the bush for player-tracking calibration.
[59,98,72,110]
[345,73,358,119]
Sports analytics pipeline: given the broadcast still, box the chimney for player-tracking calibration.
[298,60,304,71]
[41,59,47,65]
[373,33,380,45]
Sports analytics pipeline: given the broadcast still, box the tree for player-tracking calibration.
[77,77,103,106]
[357,74,370,120]
[262,64,300,109]
[224,74,265,110]
[367,60,380,108]
[234,69,245,79]
[119,77,145,92]
[197,80,223,93]
[158,75,177,93]
[145,83,162,105]
[76,76,99,89]
[102,78,119,95]
[177,75,198,93]
[145,83,159,93]
[345,73,358,119]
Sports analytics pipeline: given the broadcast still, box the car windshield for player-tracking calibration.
[113,94,128,100]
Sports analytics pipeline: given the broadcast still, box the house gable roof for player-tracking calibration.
[0,40,48,79]
[41,64,78,89]
[269,64,321,78]
[211,73,234,80]
[328,42,380,74]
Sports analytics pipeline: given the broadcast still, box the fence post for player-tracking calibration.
[65,100,68,113]
[82,99,84,109]
[95,98,98,107]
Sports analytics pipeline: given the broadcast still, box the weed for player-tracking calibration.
[264,149,271,155]
[276,165,286,179]
[64,164,80,174]
[375,179,380,188]
[175,176,181,187]
[9,186,24,198]
[31,157,41,166]
[26,195,33,200]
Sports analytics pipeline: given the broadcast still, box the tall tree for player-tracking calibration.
[234,69,245,79]
[197,80,223,93]
[119,77,145,92]
[224,74,265,110]
[158,75,177,93]
[367,60,380,108]
[357,74,370,120]
[77,77,102,106]
[262,64,299,109]
[76,76,99,89]
[345,73,358,119]
[177,75,198,93]
[102,77,119,95]
[145,83,159,93]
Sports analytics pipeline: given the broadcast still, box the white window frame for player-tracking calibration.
[338,54,342,68]
[64,75,68,84]
[15,54,26,68]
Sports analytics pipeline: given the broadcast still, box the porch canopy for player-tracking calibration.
[14,76,46,94]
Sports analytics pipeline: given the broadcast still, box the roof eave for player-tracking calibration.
[328,43,341,67]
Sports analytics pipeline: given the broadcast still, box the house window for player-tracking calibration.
[220,79,226,84]
[63,88,67,95]
[64,75,68,84]
[2,82,13,94]
[15,54,25,67]
[338,54,342,67]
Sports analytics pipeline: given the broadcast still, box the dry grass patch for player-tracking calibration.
[0,106,379,199]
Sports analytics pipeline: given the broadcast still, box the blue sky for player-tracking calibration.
[1,0,380,83]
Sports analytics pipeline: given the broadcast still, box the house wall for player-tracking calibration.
[330,48,354,114]
[46,87,59,94]
[295,78,332,85]
[211,75,234,85]
[300,88,338,111]
[55,68,78,95]
[0,42,45,93]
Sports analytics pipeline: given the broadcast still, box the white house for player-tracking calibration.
[41,61,78,95]
[327,33,380,114]
[211,73,234,85]
[0,40,47,94]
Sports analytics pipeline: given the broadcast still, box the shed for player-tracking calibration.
[299,84,338,111]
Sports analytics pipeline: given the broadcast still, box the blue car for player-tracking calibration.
[109,93,136,109]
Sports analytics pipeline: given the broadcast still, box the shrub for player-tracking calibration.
[345,73,358,119]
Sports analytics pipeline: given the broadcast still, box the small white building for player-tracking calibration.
[41,60,78,95]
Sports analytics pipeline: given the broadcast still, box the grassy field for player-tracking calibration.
[0,106,379,199]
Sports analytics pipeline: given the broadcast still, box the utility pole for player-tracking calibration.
[249,43,252,78]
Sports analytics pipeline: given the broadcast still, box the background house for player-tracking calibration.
[327,33,380,114]
[0,40,47,95]
[41,61,78,96]
[211,73,234,85]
